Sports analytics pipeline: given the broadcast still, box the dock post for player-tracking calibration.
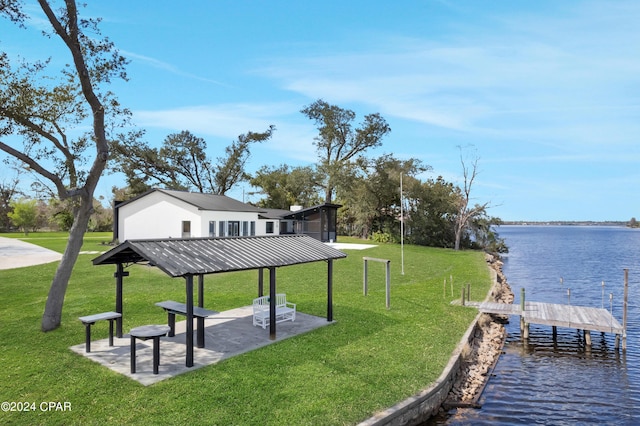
[623,269,629,351]
[584,330,592,346]
[520,288,528,339]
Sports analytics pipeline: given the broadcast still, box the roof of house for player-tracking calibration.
[117,188,266,213]
[280,203,342,219]
[92,234,347,277]
[258,208,294,220]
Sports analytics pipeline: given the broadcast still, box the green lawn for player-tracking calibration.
[0,233,491,425]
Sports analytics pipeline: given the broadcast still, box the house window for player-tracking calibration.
[208,221,216,237]
[182,221,191,238]
[219,221,226,237]
[250,221,256,236]
[242,221,249,236]
[266,221,274,234]
[227,221,240,237]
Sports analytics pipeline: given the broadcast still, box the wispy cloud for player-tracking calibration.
[121,50,232,87]
[257,1,640,153]
[134,102,317,162]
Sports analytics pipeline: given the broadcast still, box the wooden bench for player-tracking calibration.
[78,311,122,353]
[155,301,218,348]
[252,294,296,329]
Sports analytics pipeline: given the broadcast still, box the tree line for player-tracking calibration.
[108,98,506,253]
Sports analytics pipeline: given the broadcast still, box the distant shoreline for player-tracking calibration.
[501,221,633,227]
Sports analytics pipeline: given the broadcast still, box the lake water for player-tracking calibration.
[428,225,640,425]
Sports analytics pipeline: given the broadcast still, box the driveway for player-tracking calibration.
[0,236,63,270]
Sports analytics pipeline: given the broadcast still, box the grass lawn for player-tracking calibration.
[0,233,491,425]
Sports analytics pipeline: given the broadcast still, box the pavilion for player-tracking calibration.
[92,234,347,367]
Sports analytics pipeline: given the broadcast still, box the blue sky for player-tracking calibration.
[3,0,640,221]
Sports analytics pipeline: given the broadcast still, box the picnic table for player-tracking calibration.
[155,300,218,348]
[130,324,171,375]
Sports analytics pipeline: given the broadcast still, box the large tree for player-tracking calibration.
[405,176,459,248]
[7,198,38,235]
[339,154,427,239]
[301,99,391,204]
[0,174,21,231]
[111,126,275,196]
[453,146,489,250]
[0,1,132,331]
[249,164,321,209]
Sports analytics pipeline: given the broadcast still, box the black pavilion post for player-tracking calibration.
[258,267,264,297]
[185,275,194,367]
[269,267,276,340]
[114,263,128,338]
[327,259,333,322]
[197,274,204,308]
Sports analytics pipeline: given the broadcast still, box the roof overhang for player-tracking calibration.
[280,203,342,219]
[93,235,347,277]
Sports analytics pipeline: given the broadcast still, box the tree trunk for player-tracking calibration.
[454,225,462,251]
[324,185,333,204]
[41,195,92,331]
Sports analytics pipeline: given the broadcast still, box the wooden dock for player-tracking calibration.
[479,301,625,347]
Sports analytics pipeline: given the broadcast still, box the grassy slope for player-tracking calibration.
[0,233,490,425]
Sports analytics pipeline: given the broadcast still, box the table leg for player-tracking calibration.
[197,317,205,348]
[168,312,176,337]
[108,319,115,346]
[130,335,136,374]
[153,336,160,374]
[84,323,92,353]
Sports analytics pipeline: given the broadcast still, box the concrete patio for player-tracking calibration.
[70,306,333,386]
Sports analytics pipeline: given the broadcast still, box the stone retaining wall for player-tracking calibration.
[358,254,511,426]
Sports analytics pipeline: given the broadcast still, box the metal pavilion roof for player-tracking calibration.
[92,234,347,277]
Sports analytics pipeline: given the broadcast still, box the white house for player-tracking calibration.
[114,188,342,243]
[114,189,290,242]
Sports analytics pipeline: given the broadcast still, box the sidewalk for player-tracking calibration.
[0,236,62,270]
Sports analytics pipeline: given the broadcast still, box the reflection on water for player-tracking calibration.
[426,226,640,425]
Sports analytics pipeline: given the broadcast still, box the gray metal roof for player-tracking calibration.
[258,208,293,219]
[92,235,347,277]
[118,189,266,213]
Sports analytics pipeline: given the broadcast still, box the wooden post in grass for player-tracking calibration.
[363,257,391,309]
[363,259,368,295]
[450,275,454,297]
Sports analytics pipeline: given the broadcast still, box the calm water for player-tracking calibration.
[428,225,640,425]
